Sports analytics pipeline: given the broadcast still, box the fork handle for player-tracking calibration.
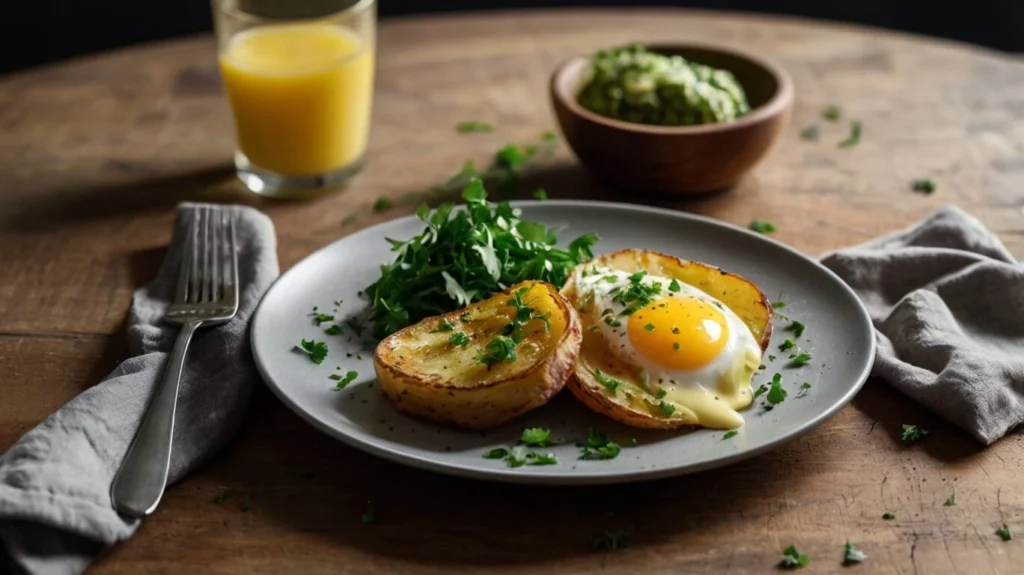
[111,319,200,519]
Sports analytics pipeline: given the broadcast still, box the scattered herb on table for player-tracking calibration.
[944,488,956,506]
[838,120,862,148]
[341,213,359,227]
[723,430,738,440]
[912,179,936,195]
[361,501,376,524]
[324,324,343,336]
[882,512,895,520]
[780,545,809,568]
[212,488,233,504]
[456,121,494,133]
[297,339,328,365]
[521,427,553,447]
[372,196,393,213]
[800,124,821,141]
[900,424,929,444]
[788,352,812,368]
[365,180,598,338]
[822,105,842,122]
[843,542,867,564]
[532,188,548,200]
[592,530,628,551]
[450,331,470,346]
[595,369,623,393]
[329,370,358,390]
[749,219,776,234]
[767,373,787,405]
[996,524,1012,541]
[785,321,806,338]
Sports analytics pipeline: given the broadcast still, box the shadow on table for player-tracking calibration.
[1,163,258,234]
[851,377,983,462]
[191,387,810,569]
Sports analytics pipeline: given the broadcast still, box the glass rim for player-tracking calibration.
[215,0,376,24]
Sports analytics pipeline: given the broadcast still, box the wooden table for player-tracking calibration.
[3,9,1023,574]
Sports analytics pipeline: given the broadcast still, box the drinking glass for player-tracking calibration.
[212,0,376,197]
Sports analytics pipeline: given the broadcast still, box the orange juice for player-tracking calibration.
[219,24,374,177]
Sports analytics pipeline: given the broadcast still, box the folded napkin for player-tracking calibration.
[0,204,279,575]
[821,206,1024,445]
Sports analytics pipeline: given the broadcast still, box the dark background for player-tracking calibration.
[1,1,1021,75]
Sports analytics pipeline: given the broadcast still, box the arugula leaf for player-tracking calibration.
[482,448,509,459]
[785,321,806,338]
[749,219,776,234]
[450,331,470,346]
[365,181,597,338]
[882,512,895,520]
[456,121,494,133]
[780,545,809,568]
[594,369,623,393]
[912,179,936,195]
[839,120,862,148]
[901,424,929,444]
[297,339,328,365]
[592,530,628,551]
[521,428,553,447]
[329,370,358,390]
[843,542,867,564]
[822,105,842,122]
[800,124,820,141]
[480,335,517,365]
[767,373,787,405]
[723,430,738,440]
[996,524,1012,541]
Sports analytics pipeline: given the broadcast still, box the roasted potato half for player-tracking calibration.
[373,281,582,429]
[560,249,774,429]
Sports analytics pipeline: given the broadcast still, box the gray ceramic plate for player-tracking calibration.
[251,201,874,484]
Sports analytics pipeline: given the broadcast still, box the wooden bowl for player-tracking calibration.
[550,43,794,195]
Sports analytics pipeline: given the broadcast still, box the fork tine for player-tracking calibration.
[227,213,238,305]
[175,212,197,303]
[201,207,213,303]
[210,208,221,302]
[188,209,202,303]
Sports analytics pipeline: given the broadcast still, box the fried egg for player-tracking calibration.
[575,265,762,428]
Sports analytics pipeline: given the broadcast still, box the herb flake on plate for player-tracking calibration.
[296,339,328,365]
[749,219,776,234]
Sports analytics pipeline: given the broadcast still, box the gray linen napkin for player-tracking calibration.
[0,203,279,574]
[821,205,1024,445]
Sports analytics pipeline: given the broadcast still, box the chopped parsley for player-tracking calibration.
[785,321,806,338]
[768,354,777,361]
[587,325,600,332]
[900,424,929,444]
[612,271,662,315]
[788,352,812,367]
[361,502,375,524]
[527,452,558,465]
[882,512,895,520]
[912,178,936,195]
[297,339,328,365]
[655,388,667,399]
[450,331,470,346]
[669,278,681,292]
[372,196,393,212]
[432,318,456,332]
[456,121,494,133]
[996,524,1012,541]
[329,371,358,390]
[658,401,676,416]
[579,427,621,460]
[480,335,517,366]
[311,312,335,325]
[324,324,343,336]
[594,369,623,393]
[800,124,820,141]
[505,445,528,468]
[643,323,655,331]
[780,545,809,568]
[592,530,628,551]
[749,219,776,234]
[723,430,738,440]
[944,488,956,506]
[532,188,548,200]
[772,299,786,308]
[766,373,787,405]
[520,428,553,447]
[753,384,768,398]
[672,342,681,351]
[822,105,842,122]
[798,382,812,397]
[839,120,862,148]
[460,311,472,321]
[779,338,796,351]
[364,181,598,337]
[604,316,622,327]
[482,448,509,459]
[843,542,867,564]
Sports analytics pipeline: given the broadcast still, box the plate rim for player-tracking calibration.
[251,199,876,485]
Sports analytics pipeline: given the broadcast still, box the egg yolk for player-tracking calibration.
[626,296,729,371]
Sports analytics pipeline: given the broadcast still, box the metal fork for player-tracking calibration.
[111,207,239,519]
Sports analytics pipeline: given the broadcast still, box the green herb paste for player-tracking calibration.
[577,44,751,126]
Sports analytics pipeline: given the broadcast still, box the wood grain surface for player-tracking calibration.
[2,8,1024,574]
